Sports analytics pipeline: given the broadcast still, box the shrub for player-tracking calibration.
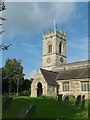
[21,90,30,96]
[41,95,47,98]
[41,95,54,99]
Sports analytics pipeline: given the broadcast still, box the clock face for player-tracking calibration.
[60,57,63,63]
[47,58,51,63]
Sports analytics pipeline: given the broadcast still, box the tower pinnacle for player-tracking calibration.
[54,19,56,32]
[60,24,62,33]
[64,27,67,36]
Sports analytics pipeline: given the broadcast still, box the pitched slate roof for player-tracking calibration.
[40,66,90,85]
[40,68,58,86]
[57,66,90,80]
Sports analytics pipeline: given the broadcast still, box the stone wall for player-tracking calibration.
[47,85,57,97]
[57,78,89,99]
[53,60,89,71]
[31,69,47,97]
[42,31,66,70]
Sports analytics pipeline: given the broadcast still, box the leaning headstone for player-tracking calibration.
[80,95,85,109]
[58,94,62,105]
[18,103,36,118]
[64,96,69,108]
[75,95,81,106]
[3,97,13,109]
[2,92,9,109]
[26,104,36,118]
[3,92,9,103]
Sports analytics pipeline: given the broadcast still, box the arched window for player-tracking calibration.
[59,42,62,54]
[81,82,89,91]
[84,83,86,91]
[87,83,89,91]
[63,84,65,91]
[63,82,69,92]
[81,83,83,91]
[48,44,52,53]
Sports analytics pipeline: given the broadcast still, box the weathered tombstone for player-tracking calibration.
[63,96,69,108]
[18,103,36,118]
[80,95,85,109]
[2,92,9,109]
[57,94,62,105]
[26,104,36,118]
[3,92,9,102]
[75,95,81,106]
[3,97,13,109]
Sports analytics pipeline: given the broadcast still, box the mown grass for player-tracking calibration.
[2,96,88,119]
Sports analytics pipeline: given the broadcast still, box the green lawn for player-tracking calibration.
[2,96,88,119]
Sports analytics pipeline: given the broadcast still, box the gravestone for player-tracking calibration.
[80,95,85,109]
[3,92,9,104]
[2,92,10,109]
[26,104,36,118]
[18,103,36,118]
[57,94,62,105]
[3,97,13,109]
[64,96,69,108]
[75,95,81,106]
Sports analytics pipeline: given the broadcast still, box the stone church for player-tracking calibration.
[31,23,90,99]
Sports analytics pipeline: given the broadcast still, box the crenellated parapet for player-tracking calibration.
[43,30,66,40]
[43,20,66,40]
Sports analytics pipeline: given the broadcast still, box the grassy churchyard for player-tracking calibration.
[2,96,88,119]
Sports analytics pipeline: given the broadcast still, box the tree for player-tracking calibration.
[2,67,9,93]
[4,58,25,94]
[21,79,31,91]
[20,78,33,92]
[20,78,33,96]
[0,1,11,50]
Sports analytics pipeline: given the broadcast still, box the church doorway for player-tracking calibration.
[37,82,43,97]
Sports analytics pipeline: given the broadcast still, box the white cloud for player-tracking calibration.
[21,43,41,56]
[3,2,76,39]
[25,69,37,79]
[67,37,88,63]
[67,37,88,51]
[5,0,89,2]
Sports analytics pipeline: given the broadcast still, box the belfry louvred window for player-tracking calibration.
[59,42,62,54]
[48,44,52,53]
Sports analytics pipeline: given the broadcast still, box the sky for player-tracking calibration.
[0,2,88,79]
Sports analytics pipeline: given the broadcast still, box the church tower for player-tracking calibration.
[42,21,67,70]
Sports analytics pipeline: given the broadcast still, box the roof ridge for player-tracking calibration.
[40,68,58,74]
[54,66,89,73]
